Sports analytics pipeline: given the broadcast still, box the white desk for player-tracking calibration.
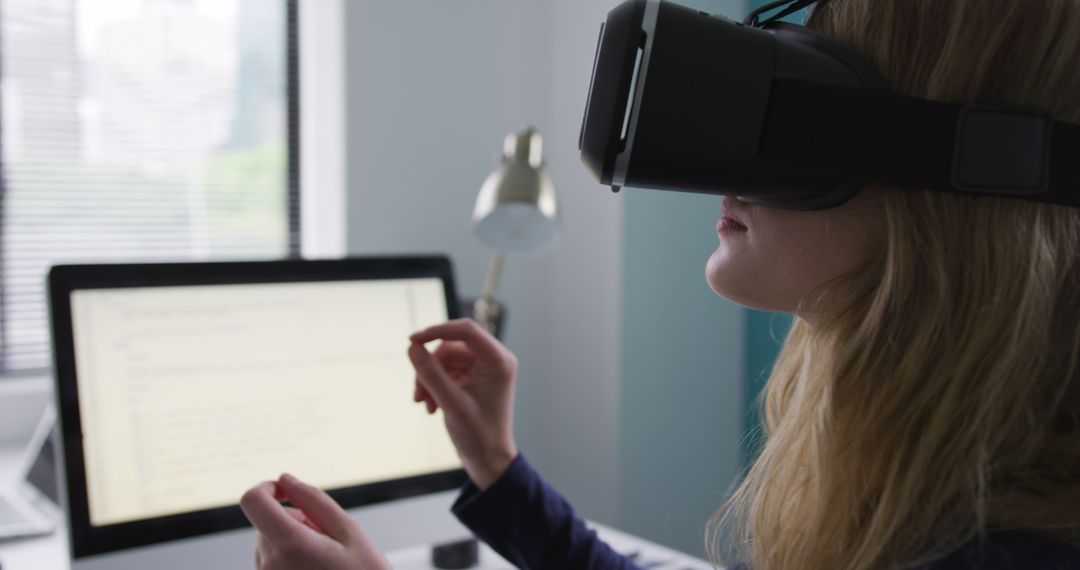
[0,518,711,570]
[0,446,712,570]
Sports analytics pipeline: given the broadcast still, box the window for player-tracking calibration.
[0,0,300,374]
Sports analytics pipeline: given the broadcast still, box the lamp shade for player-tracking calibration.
[471,128,560,254]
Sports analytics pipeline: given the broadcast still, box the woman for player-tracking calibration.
[239,1,1080,568]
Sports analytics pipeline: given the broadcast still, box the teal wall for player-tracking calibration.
[619,189,746,559]
[749,0,812,24]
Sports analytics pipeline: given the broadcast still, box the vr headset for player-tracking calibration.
[578,0,1080,210]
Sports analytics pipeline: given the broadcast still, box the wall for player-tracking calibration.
[620,191,747,558]
[536,0,630,528]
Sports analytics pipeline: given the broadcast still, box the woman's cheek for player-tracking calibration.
[706,237,795,312]
[705,211,835,312]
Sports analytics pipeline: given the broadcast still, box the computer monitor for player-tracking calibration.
[48,257,467,563]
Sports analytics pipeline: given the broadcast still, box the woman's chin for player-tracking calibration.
[705,249,746,302]
[705,249,789,312]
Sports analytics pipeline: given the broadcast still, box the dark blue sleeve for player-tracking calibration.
[451,454,644,570]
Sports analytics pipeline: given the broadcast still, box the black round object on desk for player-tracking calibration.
[431,537,479,569]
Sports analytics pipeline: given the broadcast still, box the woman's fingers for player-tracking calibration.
[241,481,309,544]
[246,478,392,570]
[414,377,439,414]
[408,342,468,415]
[410,319,504,363]
[283,505,323,533]
[276,474,357,544]
[413,379,429,403]
[432,340,473,370]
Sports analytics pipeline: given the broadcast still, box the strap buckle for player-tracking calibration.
[952,106,1052,196]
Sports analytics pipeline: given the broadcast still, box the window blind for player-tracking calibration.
[0,0,300,374]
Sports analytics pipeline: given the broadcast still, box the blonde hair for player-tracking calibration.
[709,2,1080,569]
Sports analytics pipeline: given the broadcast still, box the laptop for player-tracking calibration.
[0,405,60,539]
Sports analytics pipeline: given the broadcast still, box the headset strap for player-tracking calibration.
[759,79,1080,208]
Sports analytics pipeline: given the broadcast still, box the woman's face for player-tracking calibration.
[705,188,884,316]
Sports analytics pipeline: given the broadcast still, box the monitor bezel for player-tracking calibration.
[48,256,468,559]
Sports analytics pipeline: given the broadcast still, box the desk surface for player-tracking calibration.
[0,446,713,570]
[0,518,711,570]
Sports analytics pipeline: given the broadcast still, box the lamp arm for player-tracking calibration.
[473,252,505,335]
[480,252,505,303]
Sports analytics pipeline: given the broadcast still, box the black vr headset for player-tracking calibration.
[578,0,1080,210]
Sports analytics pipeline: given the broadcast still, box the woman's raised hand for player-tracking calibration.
[240,474,391,570]
[408,318,519,490]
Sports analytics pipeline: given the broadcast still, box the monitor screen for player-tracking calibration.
[49,257,467,558]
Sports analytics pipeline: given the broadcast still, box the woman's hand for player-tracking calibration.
[408,318,519,490]
[240,473,392,570]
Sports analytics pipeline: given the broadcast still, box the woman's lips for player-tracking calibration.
[719,196,748,233]
[717,216,748,233]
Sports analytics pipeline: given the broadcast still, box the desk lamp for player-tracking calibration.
[470,127,560,333]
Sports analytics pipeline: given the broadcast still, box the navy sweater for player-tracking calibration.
[452,454,1080,570]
